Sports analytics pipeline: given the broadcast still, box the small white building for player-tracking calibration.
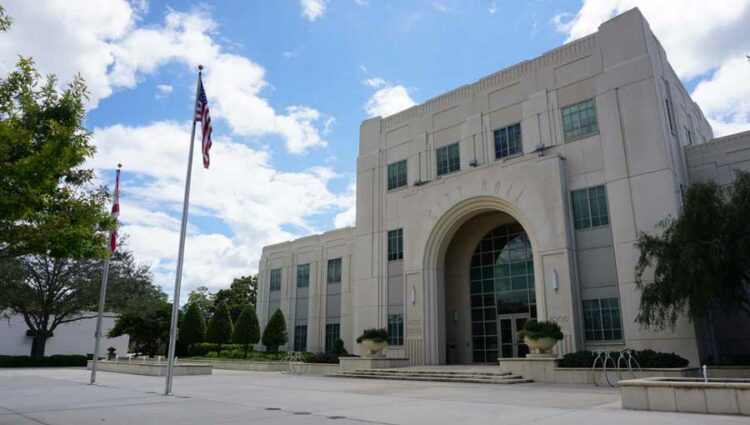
[257,8,750,366]
[0,311,129,357]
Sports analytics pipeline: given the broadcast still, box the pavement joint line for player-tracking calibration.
[0,406,53,425]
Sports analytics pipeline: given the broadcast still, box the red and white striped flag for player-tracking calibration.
[109,167,121,253]
[195,75,213,169]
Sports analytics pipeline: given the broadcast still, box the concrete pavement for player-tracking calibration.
[0,367,746,424]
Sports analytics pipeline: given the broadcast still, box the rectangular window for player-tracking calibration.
[562,99,598,141]
[296,264,310,288]
[388,314,404,346]
[293,325,308,352]
[494,123,522,159]
[325,323,340,353]
[582,298,623,341]
[571,185,609,230]
[436,143,460,176]
[387,160,408,190]
[269,268,281,291]
[387,229,403,261]
[327,258,342,284]
[684,126,693,146]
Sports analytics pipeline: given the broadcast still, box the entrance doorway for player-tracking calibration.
[498,314,530,358]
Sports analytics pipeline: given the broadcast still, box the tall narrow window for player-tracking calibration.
[571,185,609,230]
[293,325,308,352]
[269,268,281,291]
[327,258,342,284]
[388,314,404,346]
[296,264,310,288]
[684,126,693,146]
[325,323,340,353]
[436,143,460,176]
[582,298,623,341]
[387,229,403,261]
[562,99,598,141]
[387,160,407,190]
[494,123,522,159]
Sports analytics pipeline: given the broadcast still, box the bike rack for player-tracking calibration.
[282,351,307,375]
[592,348,641,387]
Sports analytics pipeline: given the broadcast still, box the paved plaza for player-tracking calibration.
[0,368,747,425]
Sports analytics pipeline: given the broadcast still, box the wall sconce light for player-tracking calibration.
[453,311,459,322]
[552,268,559,292]
[411,286,417,306]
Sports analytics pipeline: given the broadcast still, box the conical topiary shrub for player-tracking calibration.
[261,308,288,353]
[232,305,260,358]
[179,302,206,354]
[206,301,233,357]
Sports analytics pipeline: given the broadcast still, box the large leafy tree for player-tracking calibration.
[232,306,260,358]
[0,245,164,357]
[206,301,233,356]
[262,309,288,353]
[0,58,112,260]
[187,286,213,322]
[180,302,206,351]
[213,275,257,322]
[635,172,750,329]
[108,301,173,358]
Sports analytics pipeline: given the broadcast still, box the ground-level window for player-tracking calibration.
[562,99,598,141]
[388,314,404,346]
[494,123,522,159]
[269,268,281,291]
[436,143,460,176]
[327,258,342,284]
[325,323,340,353]
[582,298,623,341]
[294,325,308,352]
[297,264,310,288]
[387,159,407,190]
[571,185,609,230]
[387,229,403,261]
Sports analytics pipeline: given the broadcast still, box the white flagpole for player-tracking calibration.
[165,65,203,396]
[90,164,121,385]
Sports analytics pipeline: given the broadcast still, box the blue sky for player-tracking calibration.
[2,0,748,300]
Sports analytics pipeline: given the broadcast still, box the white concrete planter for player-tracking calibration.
[360,339,388,357]
[523,336,557,355]
[620,377,750,415]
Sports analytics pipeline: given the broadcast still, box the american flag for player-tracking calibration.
[195,75,213,169]
[109,168,120,253]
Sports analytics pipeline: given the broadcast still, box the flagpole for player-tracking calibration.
[90,164,121,385]
[165,65,203,396]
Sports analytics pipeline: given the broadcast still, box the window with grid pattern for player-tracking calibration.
[387,229,403,261]
[436,143,460,176]
[494,123,522,159]
[269,268,281,291]
[325,323,340,353]
[562,99,598,141]
[296,264,310,288]
[571,185,609,230]
[387,314,404,346]
[387,160,407,190]
[293,325,307,352]
[582,298,623,341]
[327,258,342,284]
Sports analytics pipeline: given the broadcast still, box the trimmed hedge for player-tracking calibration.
[558,350,689,368]
[0,355,88,367]
[189,343,244,357]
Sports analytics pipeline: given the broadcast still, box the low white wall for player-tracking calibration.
[0,311,128,357]
[187,359,339,375]
[621,377,750,415]
[86,360,212,376]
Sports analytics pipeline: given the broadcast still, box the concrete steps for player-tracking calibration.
[335,368,532,384]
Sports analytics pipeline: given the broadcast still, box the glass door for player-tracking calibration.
[498,313,530,358]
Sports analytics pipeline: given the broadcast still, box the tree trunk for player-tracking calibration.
[217,343,222,358]
[244,344,249,359]
[30,334,47,358]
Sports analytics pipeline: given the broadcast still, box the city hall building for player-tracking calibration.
[257,8,750,366]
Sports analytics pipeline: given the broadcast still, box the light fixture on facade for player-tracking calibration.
[552,268,559,292]
[411,286,416,306]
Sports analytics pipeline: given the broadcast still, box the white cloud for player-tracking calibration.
[155,84,173,98]
[300,0,326,21]
[362,77,386,88]
[364,84,417,118]
[354,0,369,6]
[432,2,451,13]
[488,2,498,15]
[89,121,350,297]
[334,180,356,228]
[0,1,330,154]
[553,1,750,136]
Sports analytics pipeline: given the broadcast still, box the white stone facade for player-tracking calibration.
[258,8,748,366]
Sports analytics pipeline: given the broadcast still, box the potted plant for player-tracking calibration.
[356,328,389,357]
[106,347,117,361]
[517,321,563,356]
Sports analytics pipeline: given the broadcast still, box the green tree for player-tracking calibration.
[206,301,233,356]
[232,306,260,358]
[213,274,257,322]
[180,303,206,352]
[0,58,113,260]
[636,172,750,329]
[108,302,173,358]
[262,309,288,353]
[187,286,213,322]
[0,5,13,32]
